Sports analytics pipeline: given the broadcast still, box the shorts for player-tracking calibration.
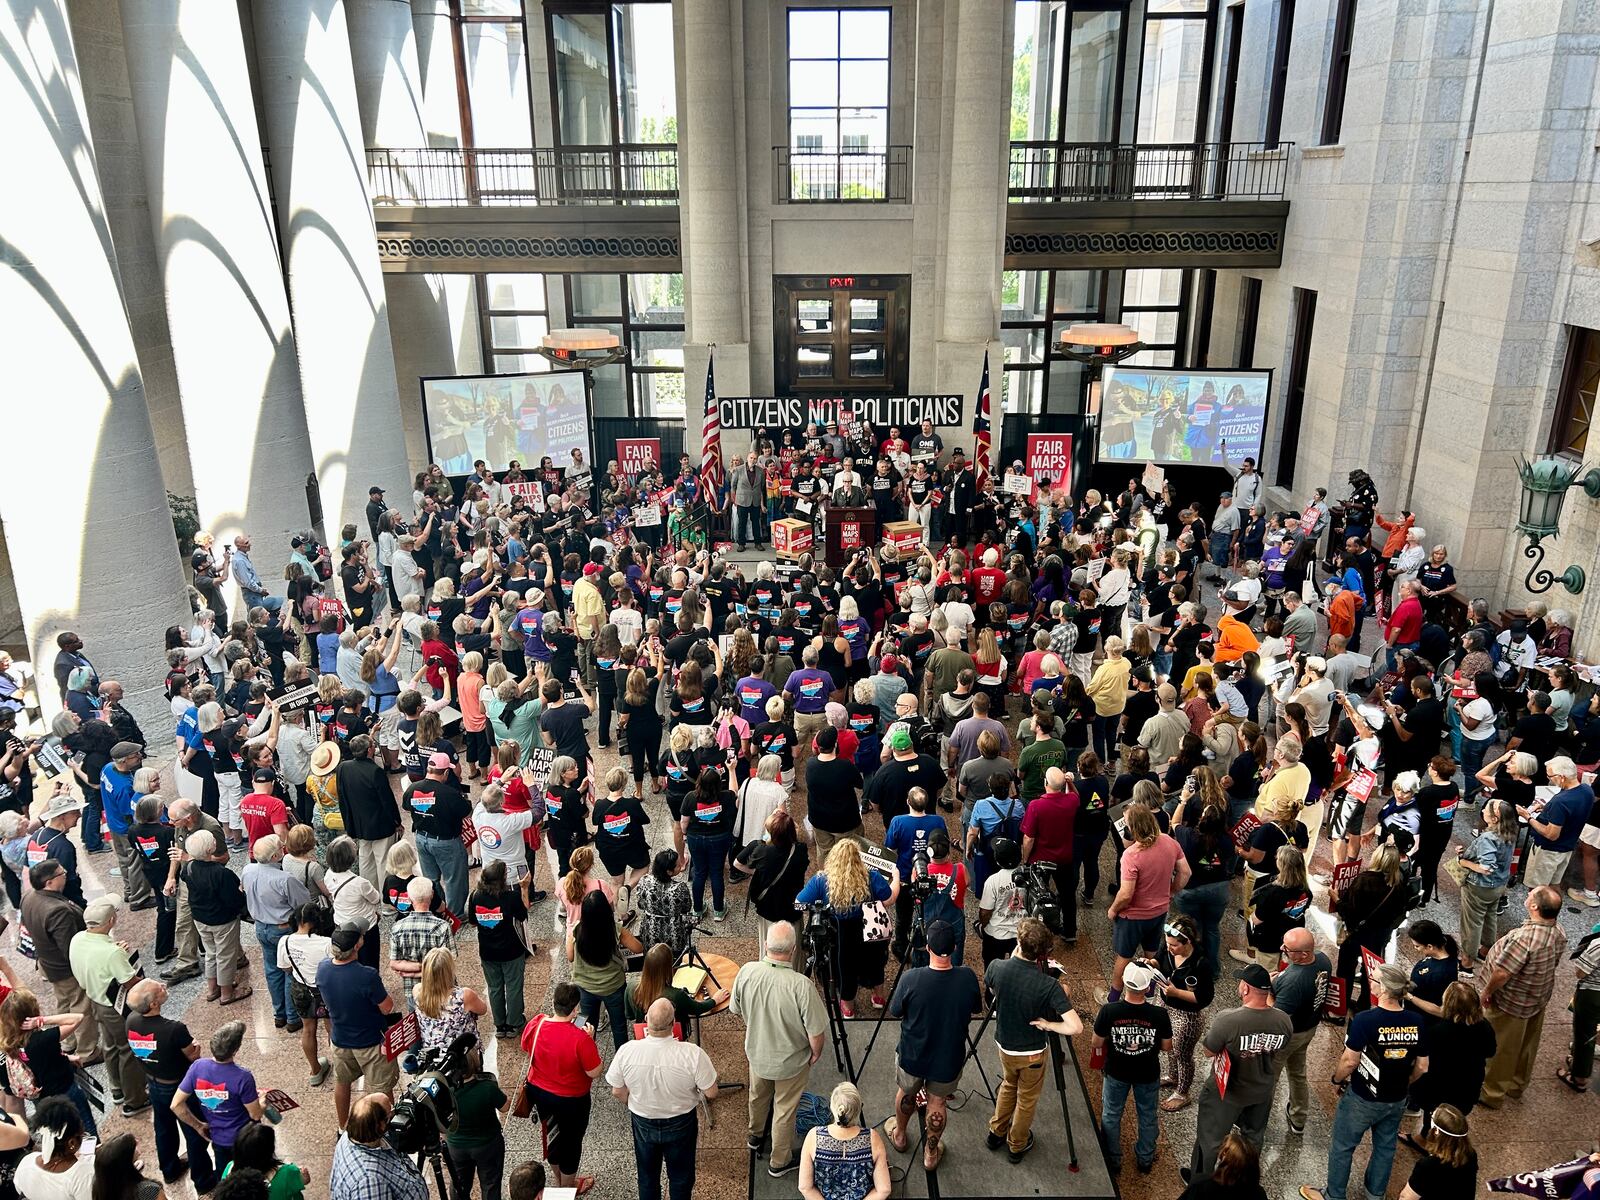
[289,980,328,1020]
[1582,825,1600,851]
[1112,914,1165,958]
[896,1060,959,1098]
[1329,794,1368,841]
[331,1042,400,1092]
[597,840,650,877]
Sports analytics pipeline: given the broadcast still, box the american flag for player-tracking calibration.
[698,352,724,509]
[973,350,993,491]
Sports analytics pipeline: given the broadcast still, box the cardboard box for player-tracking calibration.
[883,520,923,556]
[773,518,814,560]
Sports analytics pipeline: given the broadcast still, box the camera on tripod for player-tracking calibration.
[799,899,834,975]
[386,1032,477,1156]
[1015,861,1064,935]
[908,849,935,901]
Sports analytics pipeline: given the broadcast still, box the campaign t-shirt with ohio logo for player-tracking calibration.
[689,790,735,836]
[592,795,649,851]
[785,668,833,714]
[468,887,528,961]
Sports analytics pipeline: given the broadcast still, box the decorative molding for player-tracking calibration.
[1005,229,1282,256]
[376,234,680,261]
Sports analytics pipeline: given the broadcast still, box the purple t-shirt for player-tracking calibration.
[180,1057,258,1147]
[784,668,835,714]
[734,675,779,725]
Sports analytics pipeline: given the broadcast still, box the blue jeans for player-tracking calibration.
[1461,735,1491,803]
[1092,713,1120,763]
[1208,533,1232,570]
[631,1108,699,1200]
[1100,1075,1159,1169]
[1152,651,1172,681]
[148,1078,218,1188]
[1326,1090,1405,1200]
[1385,641,1418,675]
[687,833,731,915]
[579,985,630,1054]
[254,921,293,1023]
[417,832,469,915]
[64,1081,98,1138]
[1174,880,1230,981]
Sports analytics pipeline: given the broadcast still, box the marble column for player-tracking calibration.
[121,0,318,583]
[934,0,1010,442]
[409,0,462,147]
[349,0,480,468]
[253,0,414,538]
[680,0,750,411]
[1,0,192,722]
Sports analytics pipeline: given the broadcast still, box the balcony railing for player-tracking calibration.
[1008,141,1292,202]
[364,145,678,207]
[774,146,911,203]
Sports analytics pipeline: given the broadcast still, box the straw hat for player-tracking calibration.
[309,741,341,777]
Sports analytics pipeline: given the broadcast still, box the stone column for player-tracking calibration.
[349,0,480,468]
[1,0,192,723]
[680,0,750,413]
[121,0,319,583]
[253,0,414,537]
[934,0,1010,448]
[409,0,462,147]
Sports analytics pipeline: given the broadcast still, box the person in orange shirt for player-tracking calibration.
[1323,578,1362,648]
[1372,509,1414,560]
[1213,596,1261,664]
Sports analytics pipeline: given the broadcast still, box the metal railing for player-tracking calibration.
[364,145,679,207]
[1007,141,1292,202]
[774,146,912,203]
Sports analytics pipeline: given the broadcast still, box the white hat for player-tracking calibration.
[40,793,87,822]
[1123,963,1156,993]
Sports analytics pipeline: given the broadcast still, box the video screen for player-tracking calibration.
[421,371,591,474]
[1096,367,1271,469]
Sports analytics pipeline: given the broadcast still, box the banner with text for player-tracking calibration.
[1024,433,1074,497]
[718,394,964,430]
[616,438,661,476]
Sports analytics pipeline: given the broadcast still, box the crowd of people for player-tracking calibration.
[0,434,1592,1200]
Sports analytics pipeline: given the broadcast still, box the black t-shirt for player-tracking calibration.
[1111,770,1159,803]
[889,965,982,1083]
[128,820,175,885]
[987,956,1071,1053]
[866,754,942,824]
[467,887,528,961]
[669,691,714,727]
[804,756,865,832]
[126,1012,196,1084]
[736,841,810,922]
[1510,712,1558,768]
[1247,880,1312,950]
[592,794,650,852]
[1415,783,1459,829]
[403,777,471,840]
[1418,1018,1495,1110]
[1227,750,1262,801]
[1155,949,1214,1013]
[540,703,590,765]
[683,788,737,838]
[1093,1000,1171,1084]
[543,784,589,845]
[1174,825,1231,887]
[6,1027,74,1096]
[1346,1006,1425,1102]
[753,720,797,771]
[1406,1151,1477,1200]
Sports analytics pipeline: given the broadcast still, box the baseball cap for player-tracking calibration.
[1123,963,1156,993]
[880,654,899,674]
[1305,655,1328,673]
[369,486,385,496]
[1235,963,1274,991]
[889,726,913,752]
[331,924,364,953]
[1220,491,1232,499]
[428,752,454,771]
[925,920,956,957]
[583,562,601,576]
[252,768,277,784]
[110,741,143,760]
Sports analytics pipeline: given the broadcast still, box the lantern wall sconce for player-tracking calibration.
[1514,455,1600,595]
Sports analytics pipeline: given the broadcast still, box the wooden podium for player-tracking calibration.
[823,506,878,569]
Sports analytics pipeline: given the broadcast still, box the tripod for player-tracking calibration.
[857,892,926,1080]
[412,1137,465,1200]
[1046,1030,1081,1173]
[678,923,723,986]
[807,926,856,1080]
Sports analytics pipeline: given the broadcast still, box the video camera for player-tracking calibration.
[1015,861,1065,935]
[798,898,834,976]
[908,848,935,902]
[386,1032,476,1156]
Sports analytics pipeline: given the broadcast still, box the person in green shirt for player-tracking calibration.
[221,1122,306,1200]
[565,890,644,1052]
[1018,732,1066,801]
[445,1047,508,1200]
[625,942,729,1036]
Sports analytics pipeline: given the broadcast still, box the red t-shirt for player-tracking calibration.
[239,791,289,850]
[523,1015,600,1096]
[1386,595,1424,645]
[927,860,968,909]
[1119,835,1184,920]
[1020,790,1079,863]
[968,567,1008,607]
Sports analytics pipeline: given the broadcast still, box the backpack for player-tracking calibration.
[2,1051,39,1101]
[976,795,1023,861]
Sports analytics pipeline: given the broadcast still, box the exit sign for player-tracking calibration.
[828,276,856,288]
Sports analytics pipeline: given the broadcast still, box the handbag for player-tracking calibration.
[860,898,892,943]
[512,1017,544,1119]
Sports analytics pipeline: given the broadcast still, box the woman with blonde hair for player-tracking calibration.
[972,627,1007,710]
[1239,845,1310,970]
[793,840,900,1016]
[1404,983,1495,1140]
[620,664,665,794]
[1085,636,1131,761]
[412,947,488,1053]
[1332,842,1410,1013]
[798,1081,890,1200]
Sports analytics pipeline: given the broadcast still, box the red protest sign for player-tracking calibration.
[1347,765,1378,805]
[460,818,478,848]
[1331,859,1361,898]
[840,520,862,551]
[262,1089,299,1112]
[1214,1049,1232,1100]
[1230,811,1261,852]
[382,1012,421,1060]
[1025,433,1073,498]
[617,438,660,476]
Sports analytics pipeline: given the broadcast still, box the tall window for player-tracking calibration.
[1264,0,1294,148]
[1012,1,1128,145]
[1001,270,1108,415]
[1237,275,1262,368]
[546,2,678,150]
[453,0,535,147]
[1122,269,1190,366]
[1551,326,1600,457]
[1320,0,1357,144]
[1278,287,1317,486]
[479,274,684,418]
[1136,0,1216,145]
[787,8,890,198]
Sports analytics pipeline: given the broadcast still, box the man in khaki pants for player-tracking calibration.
[1479,886,1567,1107]
[160,799,226,984]
[729,922,827,1178]
[20,857,99,1059]
[986,919,1081,1161]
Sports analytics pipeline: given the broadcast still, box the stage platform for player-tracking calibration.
[747,1017,1117,1200]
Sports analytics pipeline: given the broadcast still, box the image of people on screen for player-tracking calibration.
[1097,369,1269,468]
